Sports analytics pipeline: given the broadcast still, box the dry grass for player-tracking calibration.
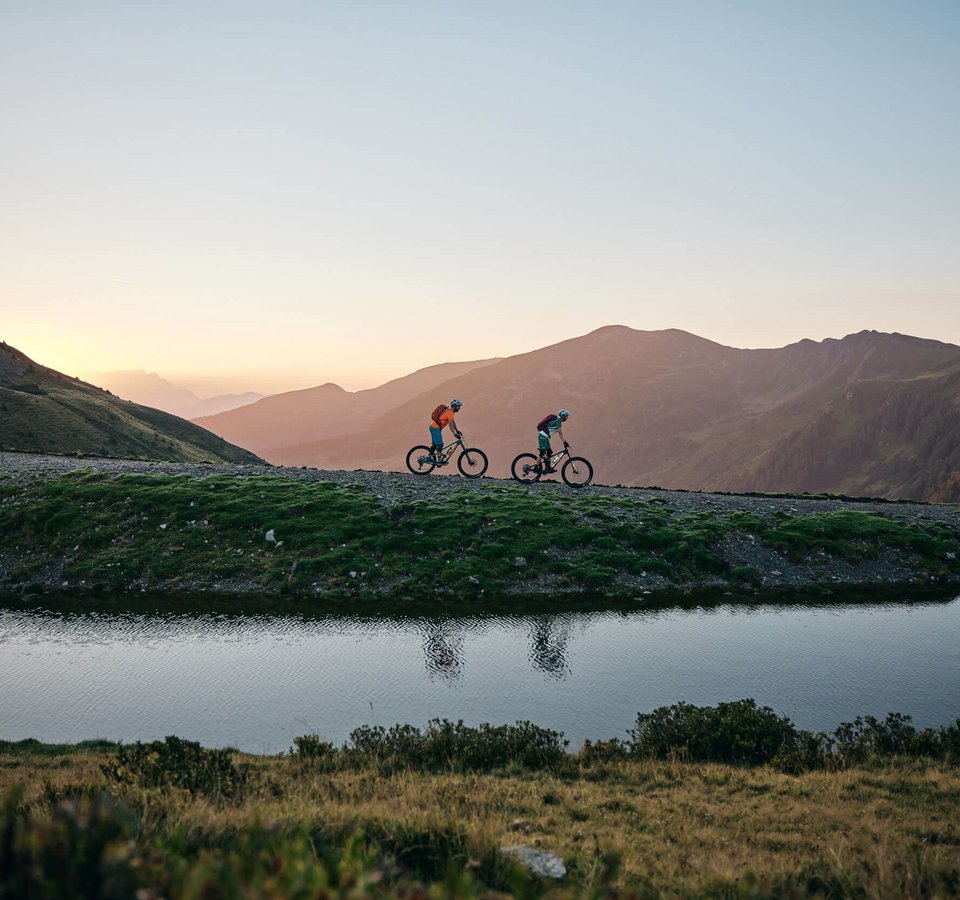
[4,746,959,896]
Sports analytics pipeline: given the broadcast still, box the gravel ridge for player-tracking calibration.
[2,452,959,601]
[2,451,958,524]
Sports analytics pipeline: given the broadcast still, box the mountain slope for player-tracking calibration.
[193,357,501,458]
[0,343,265,465]
[81,370,267,418]
[273,326,960,501]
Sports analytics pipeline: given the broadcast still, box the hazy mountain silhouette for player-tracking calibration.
[236,326,960,501]
[82,369,267,419]
[0,343,264,465]
[193,358,501,457]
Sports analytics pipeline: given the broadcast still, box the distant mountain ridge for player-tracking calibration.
[198,326,960,501]
[81,369,267,419]
[0,343,264,465]
[193,357,502,455]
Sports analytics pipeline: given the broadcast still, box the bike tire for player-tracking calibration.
[406,445,437,476]
[511,452,542,484]
[457,447,488,478]
[562,456,593,488]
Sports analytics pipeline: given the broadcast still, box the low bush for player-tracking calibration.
[625,701,960,769]
[627,699,815,766]
[104,735,249,798]
[832,712,960,766]
[294,719,570,774]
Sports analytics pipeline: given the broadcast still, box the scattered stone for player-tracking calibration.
[501,845,567,879]
[265,529,276,542]
[159,523,167,530]
[468,575,479,584]
[514,556,526,567]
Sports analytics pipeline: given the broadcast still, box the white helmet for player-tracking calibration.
[558,408,571,419]
[451,399,463,410]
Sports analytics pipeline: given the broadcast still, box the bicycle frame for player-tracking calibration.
[440,436,480,468]
[441,436,464,458]
[547,448,568,467]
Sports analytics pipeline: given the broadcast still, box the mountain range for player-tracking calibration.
[0,343,263,465]
[195,326,960,501]
[192,358,501,456]
[80,370,267,419]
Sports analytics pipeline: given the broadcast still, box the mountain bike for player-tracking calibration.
[511,445,593,488]
[406,433,489,478]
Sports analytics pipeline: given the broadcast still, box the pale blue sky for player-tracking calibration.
[3,1,958,391]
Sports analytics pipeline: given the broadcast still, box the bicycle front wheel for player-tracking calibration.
[457,448,488,478]
[562,456,593,488]
[511,453,541,484]
[406,445,437,476]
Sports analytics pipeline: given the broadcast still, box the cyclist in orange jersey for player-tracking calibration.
[428,399,463,464]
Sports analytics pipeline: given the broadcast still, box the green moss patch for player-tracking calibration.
[1,472,958,600]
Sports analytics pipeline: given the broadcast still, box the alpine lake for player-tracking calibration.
[2,590,959,752]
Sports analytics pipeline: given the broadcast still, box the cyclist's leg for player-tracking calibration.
[538,431,553,471]
[430,426,444,459]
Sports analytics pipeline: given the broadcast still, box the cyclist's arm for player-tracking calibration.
[448,415,459,434]
[556,426,565,443]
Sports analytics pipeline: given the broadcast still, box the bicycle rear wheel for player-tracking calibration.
[457,447,488,478]
[406,445,437,476]
[561,456,593,488]
[511,453,542,484]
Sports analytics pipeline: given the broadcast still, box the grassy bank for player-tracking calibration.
[3,701,960,898]
[2,470,959,602]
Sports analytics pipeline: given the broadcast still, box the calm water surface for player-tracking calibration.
[2,597,959,752]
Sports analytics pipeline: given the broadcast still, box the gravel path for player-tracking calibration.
[2,451,958,526]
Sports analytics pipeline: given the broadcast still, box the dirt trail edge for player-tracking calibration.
[1,452,959,605]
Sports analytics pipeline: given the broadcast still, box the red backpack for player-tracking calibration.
[537,414,558,432]
[431,405,448,427]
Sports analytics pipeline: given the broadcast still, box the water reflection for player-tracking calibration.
[527,616,571,678]
[1,596,959,751]
[421,620,465,680]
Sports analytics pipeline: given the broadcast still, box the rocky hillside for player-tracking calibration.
[237,327,960,502]
[0,343,265,465]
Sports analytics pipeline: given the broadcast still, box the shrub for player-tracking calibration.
[290,733,336,763]
[627,699,817,766]
[832,714,960,766]
[104,735,249,798]
[295,719,570,774]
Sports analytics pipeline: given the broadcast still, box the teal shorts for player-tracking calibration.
[538,431,552,451]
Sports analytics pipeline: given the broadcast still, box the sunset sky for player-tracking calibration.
[3,1,959,394]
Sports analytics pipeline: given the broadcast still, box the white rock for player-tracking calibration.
[947,552,956,561]
[159,523,167,530]
[514,556,526,567]
[468,575,479,584]
[265,529,276,542]
[501,846,566,879]
[349,571,357,578]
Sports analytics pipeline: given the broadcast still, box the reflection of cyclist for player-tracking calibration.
[429,399,462,465]
[536,409,570,473]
